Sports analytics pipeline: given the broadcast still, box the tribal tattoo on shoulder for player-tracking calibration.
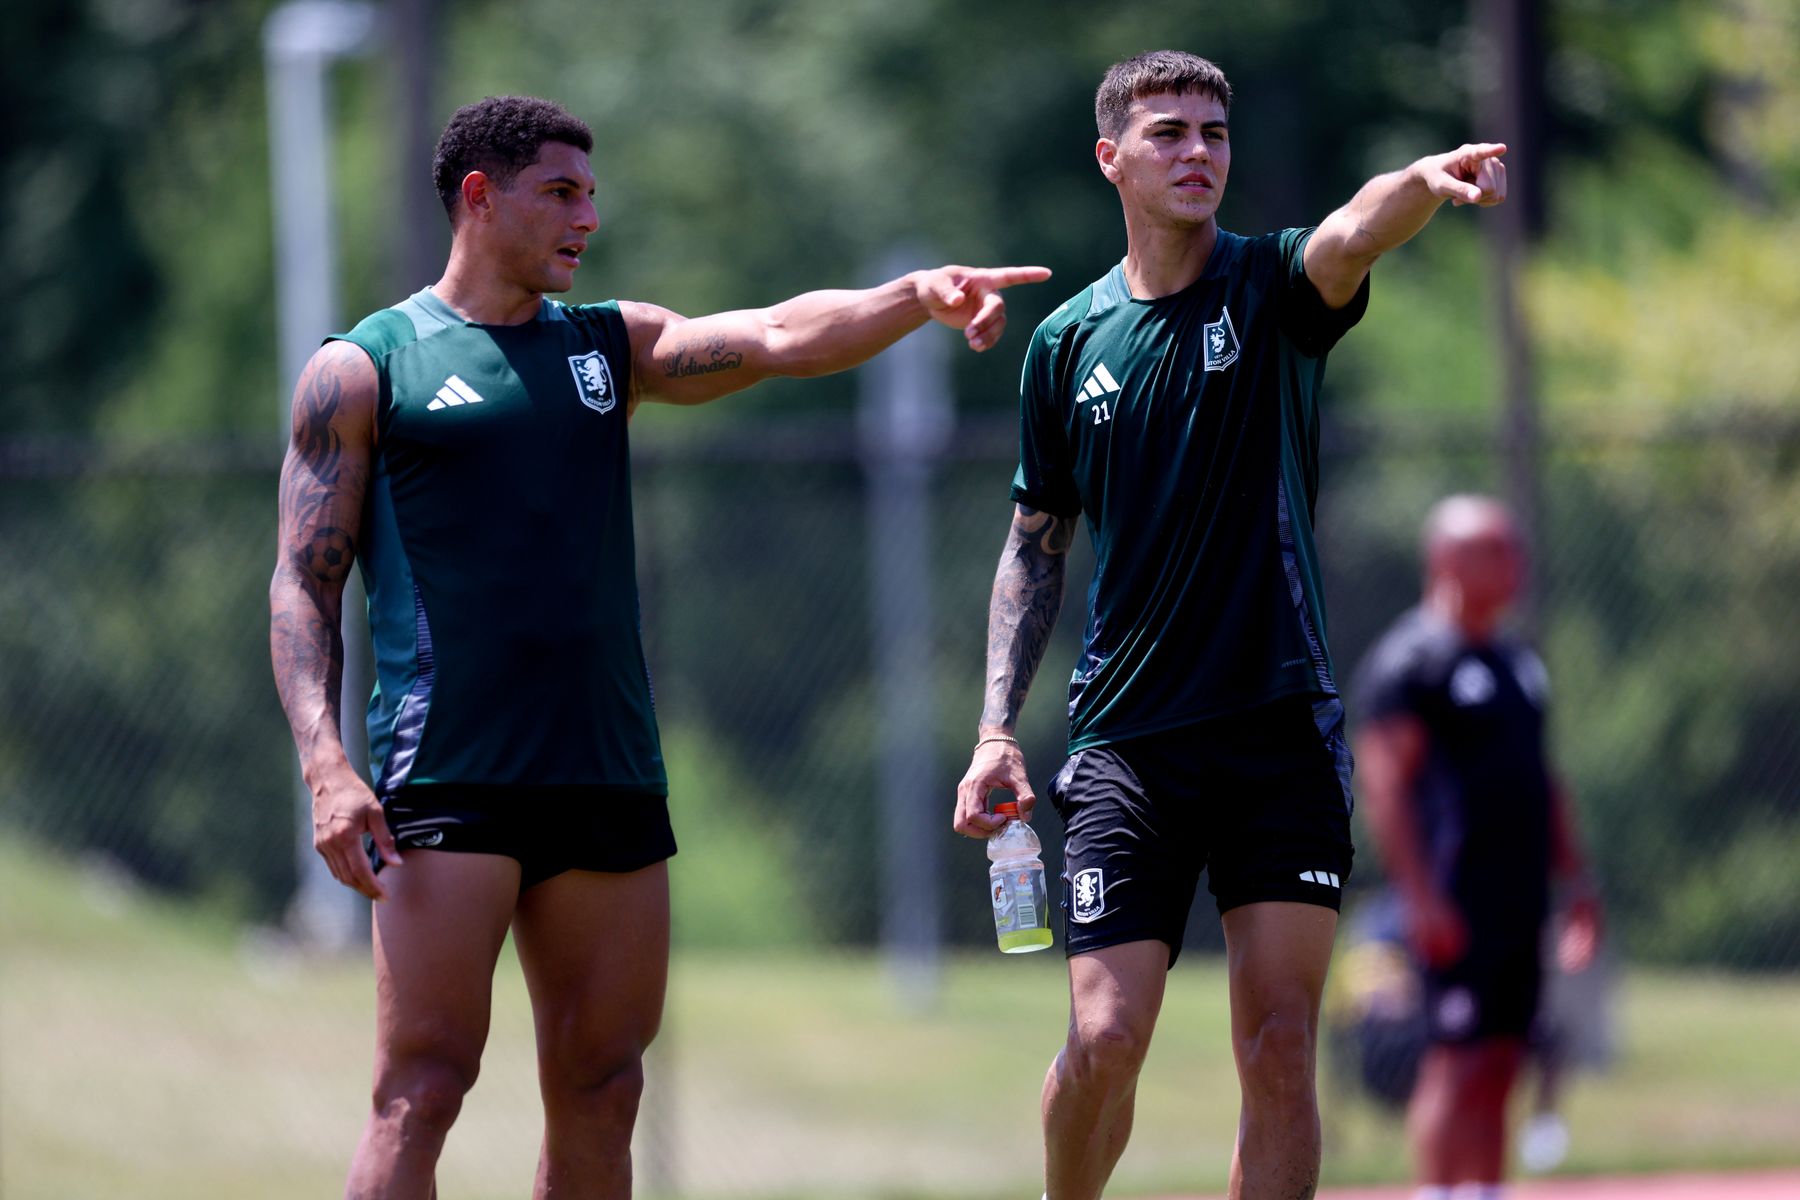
[661,333,745,379]
[981,505,1077,731]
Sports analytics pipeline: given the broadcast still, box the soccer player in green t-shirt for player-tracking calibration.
[950,51,1509,1200]
[271,95,1046,1199]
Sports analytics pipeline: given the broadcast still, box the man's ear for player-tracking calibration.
[459,170,495,221]
[1095,138,1121,185]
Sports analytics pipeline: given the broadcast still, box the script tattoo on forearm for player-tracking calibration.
[661,333,745,379]
[271,353,365,736]
[981,506,1076,731]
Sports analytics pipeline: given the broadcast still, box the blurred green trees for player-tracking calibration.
[2,0,1795,964]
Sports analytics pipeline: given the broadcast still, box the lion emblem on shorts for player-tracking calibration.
[1072,867,1106,923]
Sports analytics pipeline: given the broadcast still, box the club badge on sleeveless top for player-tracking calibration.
[1203,306,1240,372]
[568,351,617,414]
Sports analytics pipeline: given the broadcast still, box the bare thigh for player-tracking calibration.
[371,851,523,1084]
[1067,939,1169,1048]
[511,863,671,1070]
[1221,899,1339,1100]
[1221,900,1338,1032]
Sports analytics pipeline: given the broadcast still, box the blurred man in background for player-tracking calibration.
[952,48,1514,1200]
[271,94,1045,1199]
[1353,494,1602,1200]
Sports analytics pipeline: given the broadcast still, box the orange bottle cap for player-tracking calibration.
[993,800,1019,818]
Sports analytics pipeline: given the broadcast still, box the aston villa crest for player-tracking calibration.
[1071,867,1106,923]
[1203,306,1240,372]
[568,351,617,414]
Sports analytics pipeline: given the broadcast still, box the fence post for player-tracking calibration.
[1475,0,1544,634]
[265,0,379,950]
[859,249,952,1010]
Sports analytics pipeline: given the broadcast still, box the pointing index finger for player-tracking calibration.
[977,266,1053,290]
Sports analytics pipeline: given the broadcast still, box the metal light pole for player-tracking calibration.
[860,248,953,1011]
[390,0,445,291]
[265,0,379,950]
[1476,0,1546,635]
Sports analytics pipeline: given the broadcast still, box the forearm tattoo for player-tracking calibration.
[661,333,745,378]
[271,352,365,739]
[980,506,1075,732]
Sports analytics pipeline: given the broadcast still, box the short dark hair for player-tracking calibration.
[431,95,594,222]
[1095,51,1233,140]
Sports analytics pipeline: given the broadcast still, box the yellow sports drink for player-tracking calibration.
[987,799,1053,953]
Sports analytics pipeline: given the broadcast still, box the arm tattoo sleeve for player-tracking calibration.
[980,506,1076,733]
[270,353,366,747]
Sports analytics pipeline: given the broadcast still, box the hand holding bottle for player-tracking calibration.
[988,799,1052,953]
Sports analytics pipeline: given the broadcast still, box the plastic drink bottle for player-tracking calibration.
[988,799,1053,953]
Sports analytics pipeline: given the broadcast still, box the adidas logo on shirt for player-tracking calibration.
[1080,363,1122,401]
[1299,870,1341,888]
[426,375,485,411]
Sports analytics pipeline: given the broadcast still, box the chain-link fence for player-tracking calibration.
[3,411,1797,1197]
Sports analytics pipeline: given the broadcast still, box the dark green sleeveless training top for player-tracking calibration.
[1012,228,1368,752]
[330,288,666,797]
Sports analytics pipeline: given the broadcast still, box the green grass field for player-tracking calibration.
[4,838,1799,1200]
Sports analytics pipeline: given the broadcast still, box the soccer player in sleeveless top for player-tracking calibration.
[950,52,1513,1200]
[270,95,1046,1199]
[1353,496,1601,1200]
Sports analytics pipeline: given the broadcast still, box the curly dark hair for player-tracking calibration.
[431,95,594,222]
[1095,50,1232,140]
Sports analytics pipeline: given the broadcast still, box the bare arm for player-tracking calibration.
[1354,713,1468,966]
[620,264,1049,412]
[980,506,1077,736]
[1549,773,1603,970]
[952,504,1077,837]
[269,340,397,900]
[1304,142,1509,309]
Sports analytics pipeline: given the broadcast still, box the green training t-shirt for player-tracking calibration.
[330,288,666,796]
[1011,227,1368,752]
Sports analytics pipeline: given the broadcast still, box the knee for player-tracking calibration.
[1065,1017,1152,1094]
[373,1053,479,1136]
[543,1047,646,1125]
[1443,1044,1522,1110]
[1236,1012,1317,1110]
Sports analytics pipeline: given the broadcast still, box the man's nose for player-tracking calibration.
[575,197,599,233]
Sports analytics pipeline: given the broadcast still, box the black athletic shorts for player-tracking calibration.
[1422,921,1545,1043]
[1048,694,1355,966]
[367,784,678,890]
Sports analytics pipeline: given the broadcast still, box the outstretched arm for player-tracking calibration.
[620,264,1050,412]
[269,340,399,901]
[1304,142,1509,309]
[952,504,1078,837]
